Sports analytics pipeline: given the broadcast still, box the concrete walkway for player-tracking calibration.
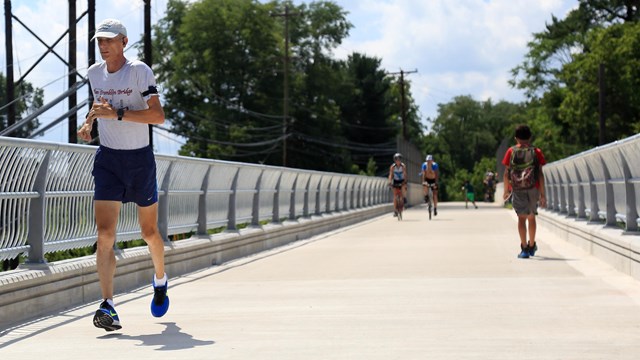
[2,202,640,359]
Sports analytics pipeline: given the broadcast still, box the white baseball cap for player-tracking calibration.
[426,155,433,161]
[92,19,127,40]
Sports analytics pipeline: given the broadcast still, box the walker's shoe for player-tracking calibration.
[393,211,398,217]
[434,208,438,216]
[518,245,530,259]
[528,242,538,257]
[93,300,122,332]
[150,279,170,318]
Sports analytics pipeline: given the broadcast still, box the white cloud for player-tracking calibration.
[333,0,576,125]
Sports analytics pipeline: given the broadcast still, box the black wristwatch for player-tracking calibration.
[116,108,125,121]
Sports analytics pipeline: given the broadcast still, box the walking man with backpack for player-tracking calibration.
[502,125,547,258]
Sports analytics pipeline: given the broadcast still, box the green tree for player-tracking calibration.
[153,0,282,161]
[510,0,640,158]
[332,53,398,173]
[558,22,640,142]
[0,74,44,137]
[425,96,522,200]
[284,0,354,171]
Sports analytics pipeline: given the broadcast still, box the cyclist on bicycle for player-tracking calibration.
[388,153,407,217]
[421,154,439,216]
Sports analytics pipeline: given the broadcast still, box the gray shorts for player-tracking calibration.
[511,188,539,216]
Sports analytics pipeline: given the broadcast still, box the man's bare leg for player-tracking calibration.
[138,202,165,279]
[95,200,121,300]
[517,215,528,248]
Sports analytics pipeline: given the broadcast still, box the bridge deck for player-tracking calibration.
[2,203,640,359]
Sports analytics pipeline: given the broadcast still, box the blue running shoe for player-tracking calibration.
[528,242,538,257]
[151,278,170,318]
[93,300,122,331]
[518,246,530,259]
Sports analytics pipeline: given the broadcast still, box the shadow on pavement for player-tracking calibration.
[531,256,576,262]
[99,322,214,351]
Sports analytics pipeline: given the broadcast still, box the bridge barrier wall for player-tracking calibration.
[539,133,640,279]
[0,137,426,328]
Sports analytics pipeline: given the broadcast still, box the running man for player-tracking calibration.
[388,153,407,217]
[78,19,169,331]
[421,155,439,215]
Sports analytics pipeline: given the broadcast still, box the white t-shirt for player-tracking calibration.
[87,59,160,150]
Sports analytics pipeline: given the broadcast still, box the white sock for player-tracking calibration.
[106,299,115,308]
[154,273,168,287]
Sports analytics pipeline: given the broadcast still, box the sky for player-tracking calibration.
[2,0,576,154]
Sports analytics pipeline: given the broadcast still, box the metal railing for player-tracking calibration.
[0,137,391,264]
[543,133,640,232]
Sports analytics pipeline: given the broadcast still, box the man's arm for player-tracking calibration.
[86,96,164,125]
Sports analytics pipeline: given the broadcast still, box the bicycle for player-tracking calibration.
[391,183,404,220]
[424,183,435,220]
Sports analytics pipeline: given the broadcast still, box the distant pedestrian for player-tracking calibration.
[461,180,478,209]
[78,18,169,331]
[502,125,547,259]
[483,171,496,202]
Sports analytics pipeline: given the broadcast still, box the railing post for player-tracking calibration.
[251,169,264,226]
[227,168,240,231]
[197,165,212,237]
[326,177,332,213]
[335,178,341,212]
[303,175,311,217]
[289,172,298,220]
[315,176,322,215]
[602,156,616,226]
[158,160,173,243]
[586,164,599,223]
[565,167,575,216]
[353,178,364,209]
[549,171,562,212]
[575,163,587,218]
[621,153,638,232]
[272,171,283,223]
[25,150,51,265]
[558,169,567,214]
[344,178,350,210]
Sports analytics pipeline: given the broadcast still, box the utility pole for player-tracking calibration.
[387,69,417,139]
[598,63,606,145]
[4,0,15,129]
[144,0,153,148]
[88,0,95,101]
[271,5,300,167]
[68,0,77,143]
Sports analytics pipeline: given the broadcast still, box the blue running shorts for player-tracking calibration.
[92,145,158,207]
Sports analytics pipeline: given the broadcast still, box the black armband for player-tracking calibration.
[142,86,158,97]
